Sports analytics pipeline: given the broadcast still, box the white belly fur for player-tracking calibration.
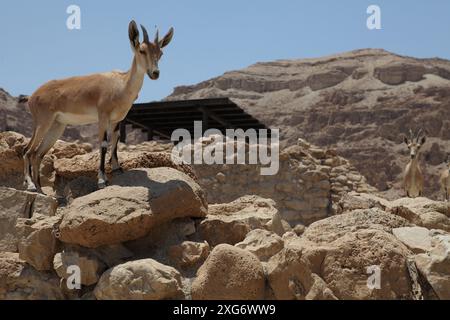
[56,111,98,125]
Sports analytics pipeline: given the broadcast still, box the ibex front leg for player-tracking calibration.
[98,117,109,189]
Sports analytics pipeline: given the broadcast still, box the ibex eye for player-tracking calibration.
[139,50,146,55]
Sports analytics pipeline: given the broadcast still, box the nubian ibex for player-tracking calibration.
[403,129,426,198]
[440,154,450,201]
[21,21,174,192]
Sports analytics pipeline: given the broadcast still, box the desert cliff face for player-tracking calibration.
[166,49,450,199]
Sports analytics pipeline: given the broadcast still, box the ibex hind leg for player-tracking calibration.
[23,128,37,189]
[24,118,55,192]
[33,121,66,193]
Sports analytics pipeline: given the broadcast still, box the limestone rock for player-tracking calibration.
[0,187,57,252]
[168,241,210,269]
[94,259,183,300]
[59,168,207,248]
[414,232,450,300]
[266,242,337,300]
[198,195,281,246]
[389,197,450,232]
[374,62,427,85]
[191,244,265,300]
[0,252,64,300]
[16,214,61,271]
[392,227,433,253]
[235,229,284,261]
[54,151,196,181]
[303,208,411,244]
[322,230,414,299]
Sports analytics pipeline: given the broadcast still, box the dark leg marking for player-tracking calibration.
[100,132,107,174]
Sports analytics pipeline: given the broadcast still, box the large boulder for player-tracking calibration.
[235,229,284,261]
[0,187,57,252]
[54,151,196,181]
[266,241,337,300]
[0,252,64,300]
[94,259,184,300]
[198,195,286,246]
[191,244,265,300]
[337,193,450,232]
[303,208,411,244]
[389,197,450,232]
[414,231,450,300]
[16,214,61,271]
[392,226,433,253]
[316,229,415,299]
[58,168,207,248]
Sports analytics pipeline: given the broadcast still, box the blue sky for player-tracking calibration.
[1,1,450,102]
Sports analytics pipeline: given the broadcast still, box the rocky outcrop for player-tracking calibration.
[16,214,60,271]
[94,259,184,300]
[191,244,266,300]
[303,208,411,244]
[0,131,92,190]
[0,252,64,300]
[266,242,337,300]
[54,150,196,181]
[0,187,57,252]
[414,231,450,299]
[59,168,207,248]
[339,192,450,232]
[235,229,284,261]
[389,197,450,232]
[198,196,286,246]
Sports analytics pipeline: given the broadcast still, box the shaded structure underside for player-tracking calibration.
[121,98,269,141]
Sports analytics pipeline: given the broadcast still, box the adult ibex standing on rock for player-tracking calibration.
[403,129,426,198]
[20,21,174,192]
[440,154,450,201]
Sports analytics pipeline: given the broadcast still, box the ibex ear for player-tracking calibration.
[420,136,426,145]
[159,27,174,48]
[403,136,409,145]
[128,20,140,50]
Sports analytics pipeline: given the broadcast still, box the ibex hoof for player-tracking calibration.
[98,180,108,189]
[26,184,38,193]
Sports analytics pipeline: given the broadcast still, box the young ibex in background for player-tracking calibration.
[403,129,426,198]
[21,21,173,192]
[440,154,450,201]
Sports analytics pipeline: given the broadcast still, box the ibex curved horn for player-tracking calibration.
[416,128,424,142]
[409,129,414,141]
[154,28,159,44]
[141,25,150,44]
